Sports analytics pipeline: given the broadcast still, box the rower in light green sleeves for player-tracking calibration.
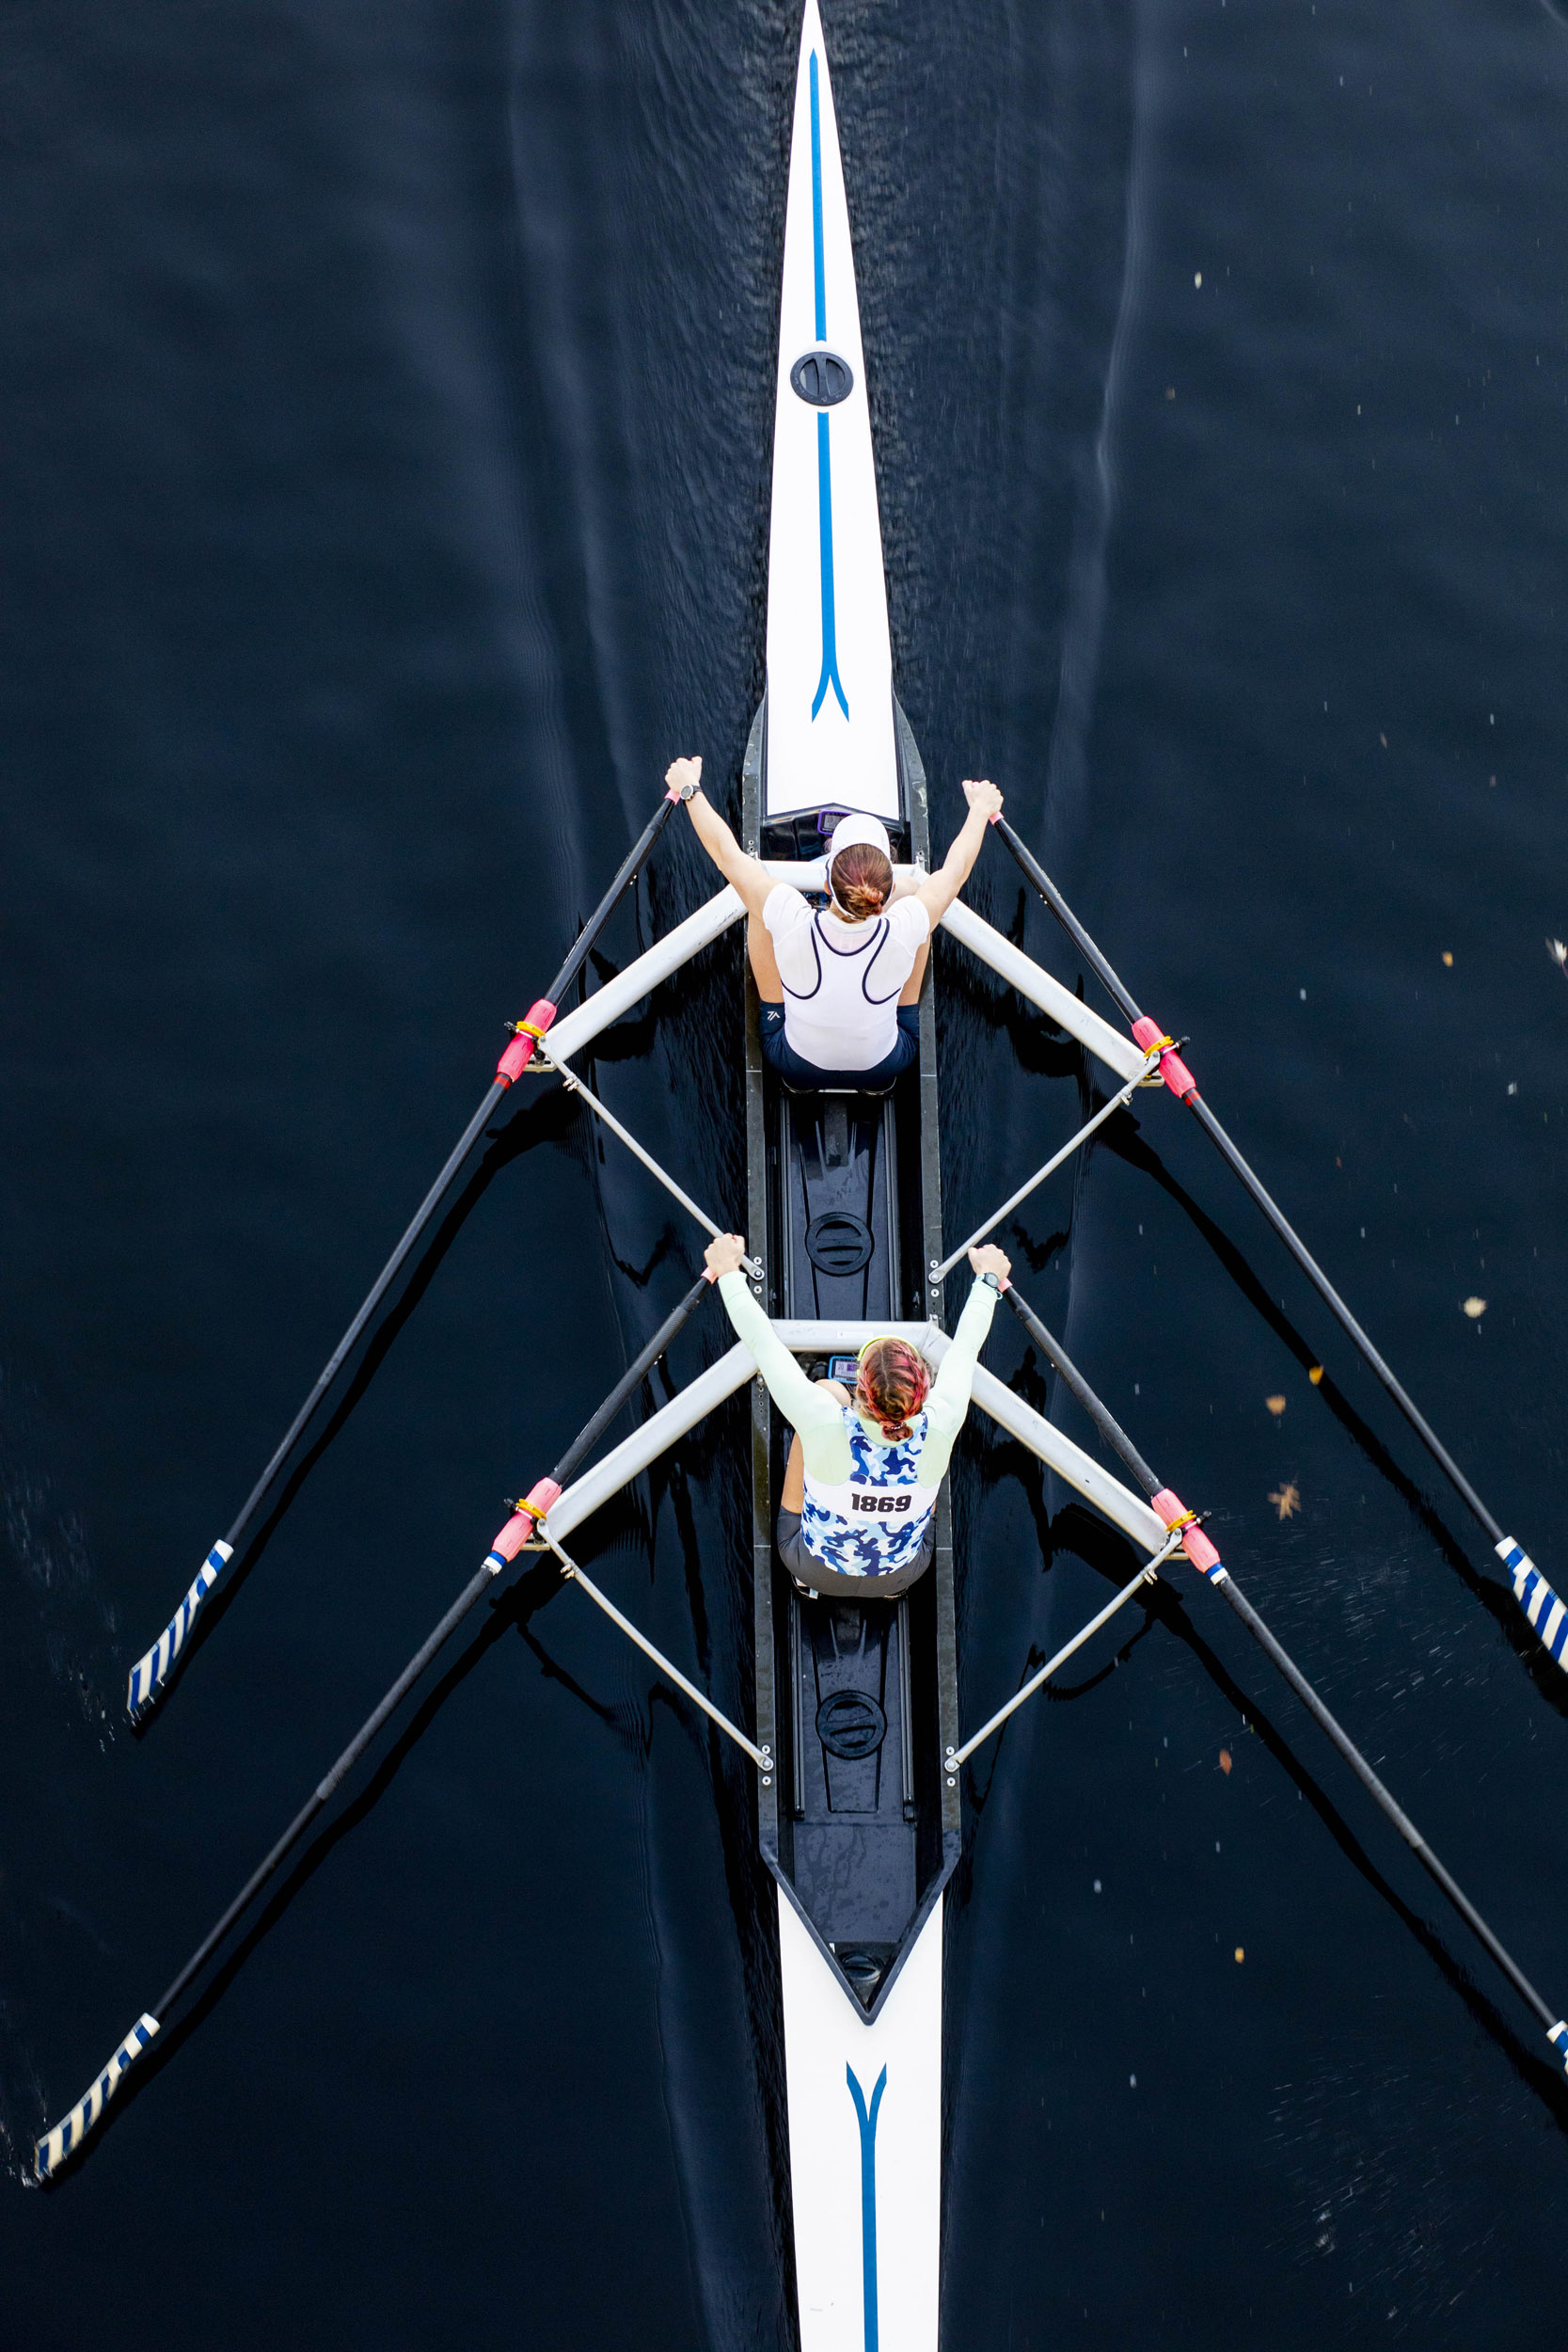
[702,1232,1009,1598]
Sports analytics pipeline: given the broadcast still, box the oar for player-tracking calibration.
[41,1268,715,2179]
[998,1276,1568,2073]
[124,789,682,1725]
[991,815,1562,1668]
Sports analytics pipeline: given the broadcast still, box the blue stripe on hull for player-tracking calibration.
[809,52,827,342]
[806,49,848,725]
[812,411,848,722]
[847,2062,887,2352]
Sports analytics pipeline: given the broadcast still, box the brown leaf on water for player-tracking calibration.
[1218,1748,1232,1775]
[1265,1394,1287,1416]
[1234,1947,1245,1963]
[1441,950,1453,967]
[1269,1482,1302,1521]
[1308,1365,1324,1385]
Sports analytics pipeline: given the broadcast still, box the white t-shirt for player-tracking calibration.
[762,886,930,1072]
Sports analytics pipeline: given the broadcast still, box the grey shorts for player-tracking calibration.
[776,1507,936,1599]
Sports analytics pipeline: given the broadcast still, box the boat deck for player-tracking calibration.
[744,696,960,2024]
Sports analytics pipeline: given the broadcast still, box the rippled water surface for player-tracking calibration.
[5,1,1568,2344]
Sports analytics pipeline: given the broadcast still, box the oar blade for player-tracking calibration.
[35,2013,160,2181]
[126,1542,233,1720]
[1497,1539,1568,1669]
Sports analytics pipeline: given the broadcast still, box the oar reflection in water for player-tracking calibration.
[981,1276,1568,2085]
[123,792,682,1726]
[990,816,1564,1675]
[38,1271,718,2180]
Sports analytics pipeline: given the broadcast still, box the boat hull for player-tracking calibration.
[778,1889,942,2352]
[765,0,897,824]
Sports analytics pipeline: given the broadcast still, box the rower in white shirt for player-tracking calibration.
[665,755,1004,1085]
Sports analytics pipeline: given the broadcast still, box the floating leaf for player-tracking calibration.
[1441,950,1453,967]
[1269,1482,1302,1520]
[1234,1947,1245,1963]
[1462,1296,1487,1319]
[1218,1748,1232,1776]
[1549,938,1568,973]
[1308,1365,1324,1385]
[1265,1394,1287,1416]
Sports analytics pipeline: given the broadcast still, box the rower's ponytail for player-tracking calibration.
[857,1339,929,1444]
[831,844,893,921]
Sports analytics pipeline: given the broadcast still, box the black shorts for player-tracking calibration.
[776,1506,936,1598]
[758,1003,920,1089]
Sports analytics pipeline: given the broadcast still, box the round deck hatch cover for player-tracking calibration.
[816,1689,888,1759]
[804,1210,874,1277]
[790,348,854,406]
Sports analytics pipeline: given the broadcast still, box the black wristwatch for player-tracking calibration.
[673,778,700,802]
[979,1270,1003,1293]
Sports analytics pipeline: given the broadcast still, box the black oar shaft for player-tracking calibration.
[225,794,679,1556]
[42,1279,721,2176]
[992,817,1507,1550]
[166,1276,708,2015]
[547,795,677,1011]
[1182,1093,1504,1542]
[128,797,677,1721]
[224,1082,507,1551]
[548,1276,711,1489]
[1213,1573,1558,2030]
[42,1543,513,2174]
[993,816,1143,1025]
[1002,1285,1162,1497]
[158,1559,499,2017]
[1002,1273,1564,2045]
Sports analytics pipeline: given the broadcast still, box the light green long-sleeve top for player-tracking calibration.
[716,1271,999,1485]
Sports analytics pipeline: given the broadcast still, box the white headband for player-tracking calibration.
[827,811,893,864]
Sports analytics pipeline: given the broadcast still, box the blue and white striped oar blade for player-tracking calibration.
[1549,2021,1568,2073]
[35,2013,160,2181]
[126,1541,234,1719]
[1496,1537,1568,1668]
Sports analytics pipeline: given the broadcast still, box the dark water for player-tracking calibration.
[5,0,1568,2342]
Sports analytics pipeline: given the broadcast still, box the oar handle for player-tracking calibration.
[511,1275,715,1533]
[497,794,679,1081]
[550,1275,712,1488]
[1001,1281,1162,1498]
[990,815,1143,1025]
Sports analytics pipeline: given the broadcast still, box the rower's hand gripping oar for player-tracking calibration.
[990,813,1563,1672]
[124,788,684,1726]
[40,1263,719,2180]
[997,1275,1568,2076]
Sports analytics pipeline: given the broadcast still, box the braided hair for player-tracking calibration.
[856,1338,930,1443]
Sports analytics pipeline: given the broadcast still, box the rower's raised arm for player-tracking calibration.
[913,777,1005,925]
[667,757,778,920]
[917,1248,1007,1483]
[705,1241,851,1473]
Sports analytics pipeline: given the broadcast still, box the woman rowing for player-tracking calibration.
[665,755,1004,1087]
[703,1232,1010,1597]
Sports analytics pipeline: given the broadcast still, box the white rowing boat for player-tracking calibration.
[37,22,1568,2352]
